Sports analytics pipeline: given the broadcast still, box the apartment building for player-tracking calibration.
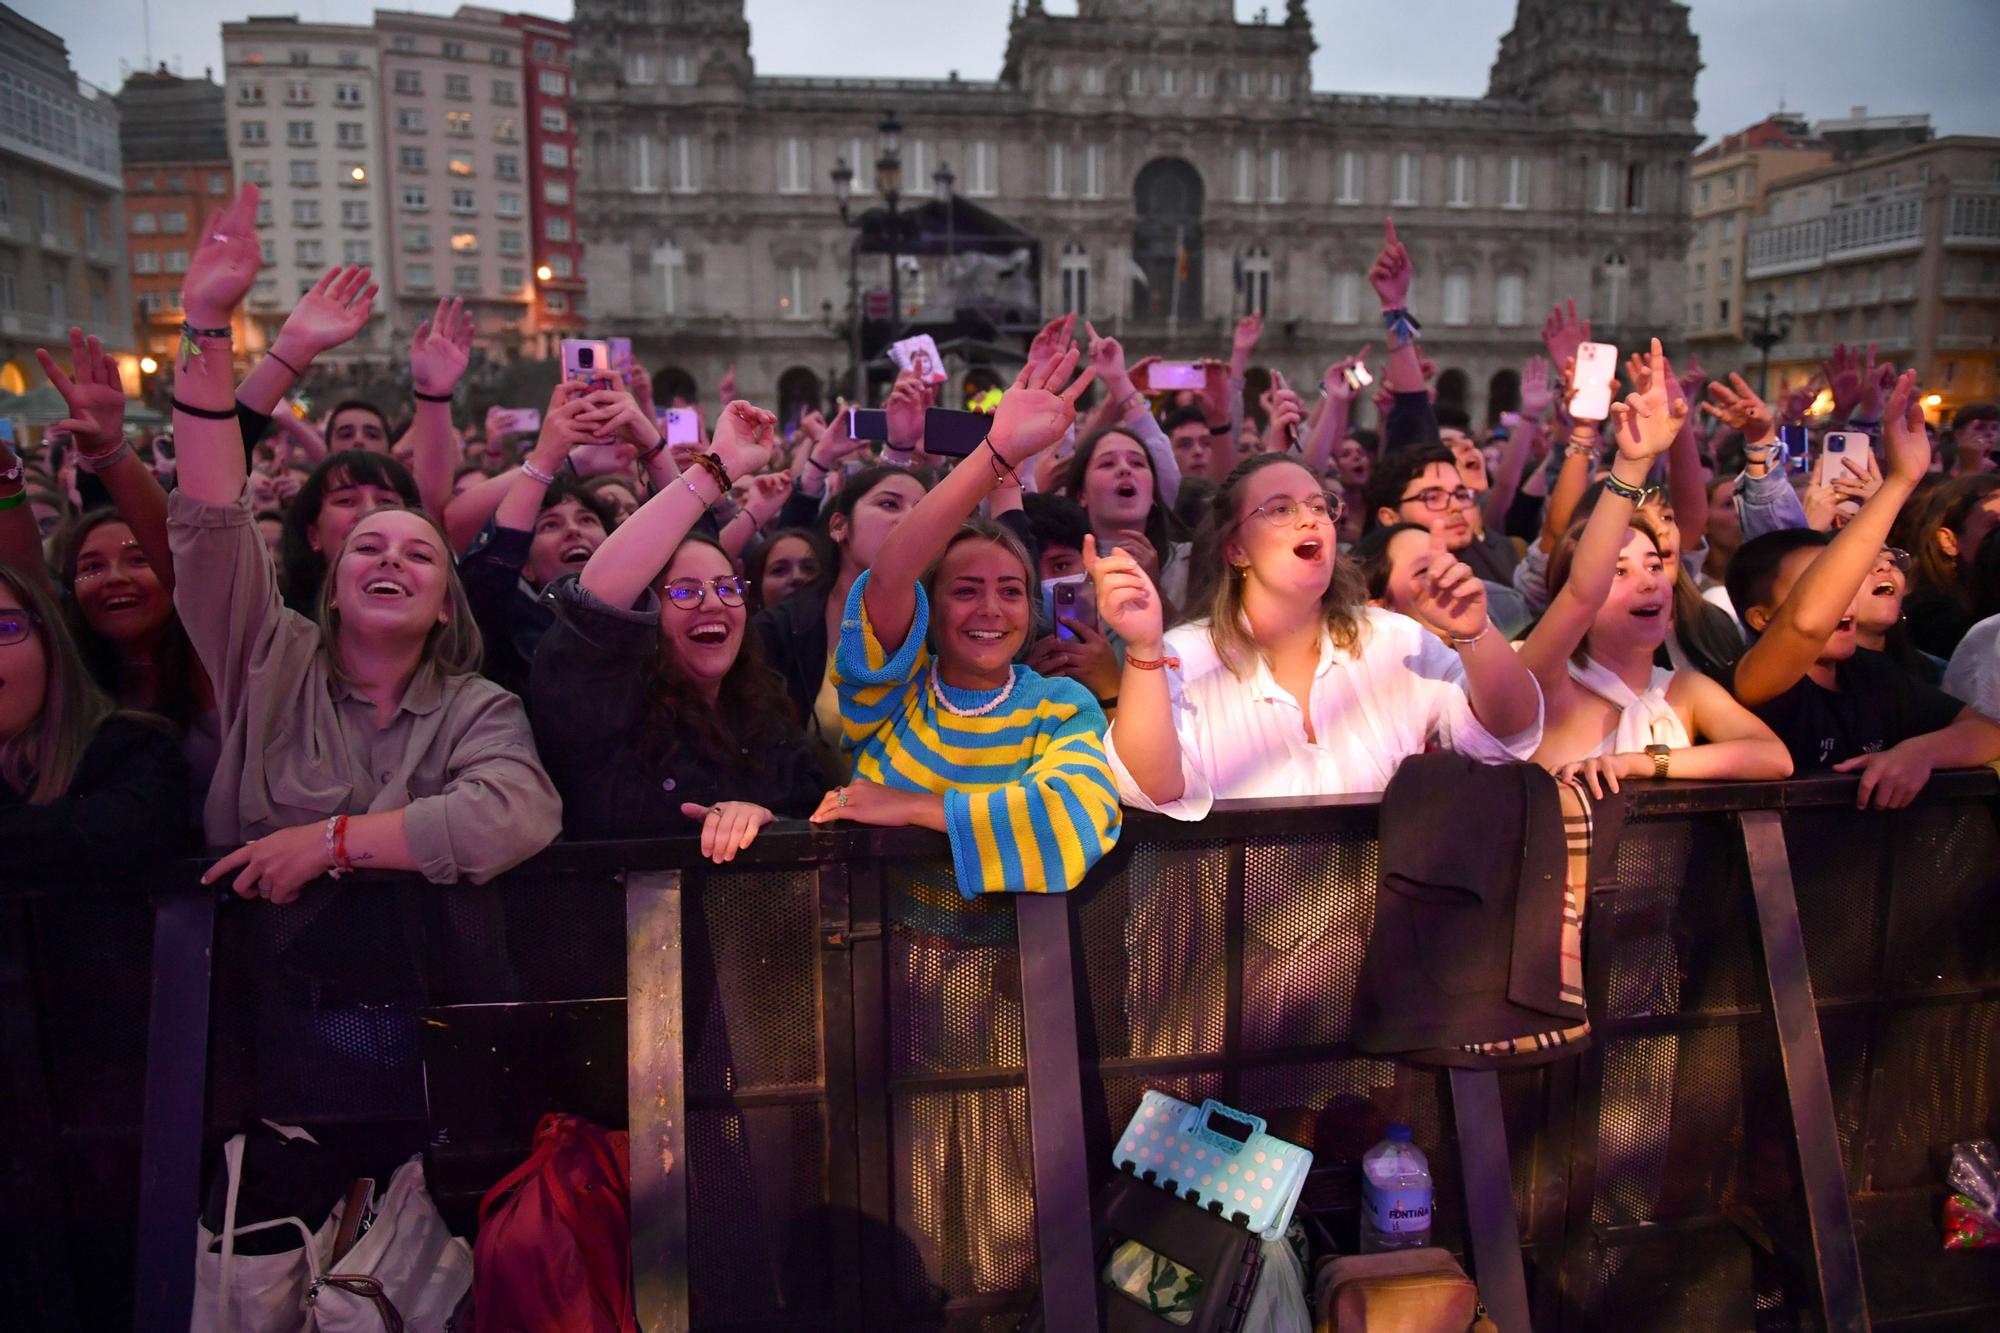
[222,16,390,363]
[499,8,584,347]
[0,5,131,394]
[1684,115,1833,363]
[115,67,235,362]
[1744,136,2000,417]
[377,7,529,354]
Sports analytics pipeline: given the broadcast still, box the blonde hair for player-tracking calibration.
[922,518,1038,656]
[0,561,116,804]
[314,509,484,681]
[1183,454,1369,679]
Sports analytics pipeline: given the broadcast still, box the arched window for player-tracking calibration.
[1131,158,1204,321]
[1436,368,1470,411]
[653,365,698,407]
[776,366,823,427]
[1059,241,1089,318]
[1240,245,1272,317]
[1488,368,1522,421]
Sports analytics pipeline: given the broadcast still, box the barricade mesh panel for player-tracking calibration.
[1591,1028,1747,1228]
[1858,999,2000,1192]
[1880,801,2000,995]
[1085,838,1231,1061]
[1782,807,1885,1000]
[1576,1231,1755,1332]
[1241,833,1379,1051]
[686,868,821,1093]
[895,1086,1038,1304]
[687,1102,831,1324]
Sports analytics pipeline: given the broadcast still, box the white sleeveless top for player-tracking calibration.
[1568,657,1693,759]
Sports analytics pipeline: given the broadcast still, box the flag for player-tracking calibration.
[1176,243,1189,284]
[1125,257,1149,287]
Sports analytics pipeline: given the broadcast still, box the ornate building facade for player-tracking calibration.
[573,0,1701,425]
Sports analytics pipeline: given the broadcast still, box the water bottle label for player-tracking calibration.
[1364,1186,1432,1234]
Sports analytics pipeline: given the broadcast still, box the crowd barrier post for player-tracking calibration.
[626,868,691,1332]
[1447,1067,1533,1332]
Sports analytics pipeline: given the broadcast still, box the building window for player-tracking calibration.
[497,229,522,256]
[401,186,429,210]
[546,291,568,314]
[295,239,323,266]
[449,153,475,177]
[1503,156,1528,209]
[549,253,572,278]
[390,35,415,53]
[494,117,518,143]
[1694,262,1706,288]
[1266,148,1286,204]
[284,80,313,105]
[1241,246,1272,316]
[131,211,158,234]
[288,161,319,187]
[490,47,512,66]
[631,133,657,192]
[134,251,160,273]
[343,240,371,265]
[394,70,421,95]
[1719,257,1733,283]
[341,201,368,226]
[669,136,699,194]
[407,262,433,288]
[497,192,523,218]
[160,210,186,233]
[241,121,267,145]
[966,141,998,197]
[1236,71,1255,98]
[1442,268,1471,325]
[500,266,523,289]
[778,138,811,194]
[396,108,424,132]
[1059,241,1088,318]
[1233,147,1253,203]
[442,40,465,59]
[1625,162,1647,212]
[445,75,470,100]
[337,122,365,146]
[1162,69,1181,97]
[1632,87,1650,116]
[1593,161,1617,213]
[1335,149,1361,205]
[450,188,476,214]
[1194,70,1214,98]
[626,52,652,84]
[451,230,479,254]
[255,201,272,227]
[1125,67,1145,96]
[777,262,808,318]
[334,82,361,107]
[667,53,694,85]
[496,154,520,181]
[239,81,265,105]
[1082,145,1104,199]
[546,216,572,241]
[285,120,315,146]
[160,249,188,273]
[1393,152,1420,207]
[1496,272,1526,326]
[1047,143,1067,199]
[452,265,478,291]
[542,144,570,169]
[400,147,426,172]
[538,71,566,96]
[1698,180,1710,209]
[291,200,320,227]
[445,110,471,137]
[1081,67,1105,96]
[491,79,517,104]
[1448,155,1473,208]
[540,108,567,133]
[405,227,430,251]
[1331,270,1360,324]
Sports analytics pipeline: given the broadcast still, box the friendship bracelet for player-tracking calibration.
[519,457,559,486]
[171,396,237,420]
[1380,306,1422,345]
[1603,472,1648,503]
[1125,652,1181,672]
[1564,442,1598,459]
[985,439,1017,486]
[0,491,25,512]
[267,348,303,378]
[176,321,231,371]
[324,814,351,879]
[1448,624,1490,649]
[76,440,132,473]
[413,389,453,404]
[689,449,731,494]
[635,439,666,465]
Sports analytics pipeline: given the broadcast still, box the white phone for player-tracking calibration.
[1568,342,1618,422]
[1148,361,1204,391]
[663,408,700,446]
[1815,431,1867,489]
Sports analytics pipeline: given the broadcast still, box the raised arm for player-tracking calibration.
[579,399,773,609]
[406,295,474,520]
[1087,324,1181,503]
[1370,219,1425,396]
[172,185,261,505]
[1539,357,1608,555]
[37,328,174,591]
[0,435,43,593]
[1090,534,1180,803]
[1664,354,1709,551]
[862,351,1095,656]
[1519,339,1681,686]
[1484,354,1549,529]
[1734,370,1932,707]
[236,264,377,415]
[492,383,601,535]
[1303,349,1366,477]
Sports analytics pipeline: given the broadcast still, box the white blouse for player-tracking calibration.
[1106,607,1543,821]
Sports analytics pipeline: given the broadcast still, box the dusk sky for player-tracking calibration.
[23,0,2000,148]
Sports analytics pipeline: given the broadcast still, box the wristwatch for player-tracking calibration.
[1644,744,1672,780]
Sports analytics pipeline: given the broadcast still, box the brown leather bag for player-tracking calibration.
[1313,1247,1498,1332]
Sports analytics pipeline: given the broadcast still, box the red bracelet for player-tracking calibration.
[1125,652,1180,672]
[329,813,354,877]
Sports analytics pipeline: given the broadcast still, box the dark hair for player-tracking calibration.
[0,559,117,804]
[818,463,934,583]
[636,533,802,774]
[745,527,829,612]
[1184,454,1369,676]
[1435,404,1472,433]
[1968,516,2000,620]
[325,399,391,443]
[1062,424,1184,574]
[579,473,638,519]
[1162,405,1209,435]
[1347,427,1380,456]
[1364,444,1457,531]
[1022,491,1090,560]
[53,509,204,731]
[1353,521,1428,602]
[1727,528,1832,630]
[1909,474,2000,607]
[281,450,423,612]
[537,473,617,532]
[1173,476,1216,531]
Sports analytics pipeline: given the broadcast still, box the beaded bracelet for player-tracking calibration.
[76,440,132,473]
[1603,472,1648,503]
[519,457,559,486]
[688,449,731,494]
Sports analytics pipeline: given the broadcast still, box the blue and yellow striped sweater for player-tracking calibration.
[836,573,1123,899]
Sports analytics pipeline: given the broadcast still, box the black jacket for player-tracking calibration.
[460,521,549,699]
[0,714,192,882]
[751,586,832,733]
[1352,751,1623,1066]
[528,578,823,841]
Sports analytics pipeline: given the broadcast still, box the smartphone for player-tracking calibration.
[1149,361,1203,391]
[1816,431,1867,489]
[560,339,617,393]
[288,396,312,419]
[1341,362,1375,392]
[1778,424,1810,474]
[1568,342,1618,421]
[663,408,700,446]
[923,406,990,458]
[1042,574,1097,642]
[889,333,947,384]
[502,407,542,435]
[606,336,632,368]
[847,407,890,443]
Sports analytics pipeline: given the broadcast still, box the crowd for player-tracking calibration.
[2,188,1996,900]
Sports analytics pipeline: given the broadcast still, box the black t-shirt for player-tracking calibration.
[1750,647,1966,771]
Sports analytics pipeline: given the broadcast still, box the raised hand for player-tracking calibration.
[1519,354,1554,419]
[1676,351,1708,410]
[1880,369,1929,484]
[1776,371,1824,425]
[529,382,605,462]
[201,821,332,904]
[1024,614,1121,701]
[1324,346,1373,404]
[1409,518,1488,640]
[808,408,868,471]
[1084,321,1133,395]
[1702,373,1776,442]
[883,369,931,451]
[717,362,738,405]
[989,346,1095,464]
[1608,339,1687,461]
[739,470,792,527]
[1261,371,1305,454]
[1829,448,1883,508]
[1541,299,1590,375]
[710,399,778,482]
[1083,533,1164,655]
[1824,343,1863,421]
[1231,311,1264,361]
[624,362,656,421]
[1196,359,1233,428]
[1367,218,1412,308]
[35,327,126,457]
[1855,345,1893,420]
[582,388,662,453]
[1802,478,1841,532]
[1027,312,1078,372]
[279,264,377,361]
[181,183,262,327]
[410,295,473,396]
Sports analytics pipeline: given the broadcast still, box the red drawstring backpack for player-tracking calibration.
[472,1114,639,1333]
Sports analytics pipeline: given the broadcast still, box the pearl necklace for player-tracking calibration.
[928,660,1017,718]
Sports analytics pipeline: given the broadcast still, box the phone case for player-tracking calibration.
[1113,1090,1310,1242]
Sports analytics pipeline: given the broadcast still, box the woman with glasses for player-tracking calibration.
[1517,343,1791,794]
[529,400,822,861]
[0,560,192,878]
[1096,453,1543,817]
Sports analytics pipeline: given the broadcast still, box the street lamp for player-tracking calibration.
[830,109,914,401]
[1745,288,1793,399]
[139,356,158,375]
[535,264,553,282]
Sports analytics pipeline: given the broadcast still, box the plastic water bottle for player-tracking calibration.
[1360,1123,1433,1252]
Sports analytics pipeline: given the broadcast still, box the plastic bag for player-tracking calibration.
[1943,1139,1999,1250]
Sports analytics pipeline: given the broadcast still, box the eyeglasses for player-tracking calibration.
[1876,546,1912,573]
[1398,485,1476,512]
[661,575,747,609]
[0,607,39,647]
[1242,491,1344,529]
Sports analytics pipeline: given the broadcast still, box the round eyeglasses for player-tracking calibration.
[1398,485,1476,513]
[661,575,748,609]
[1243,492,1345,528]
